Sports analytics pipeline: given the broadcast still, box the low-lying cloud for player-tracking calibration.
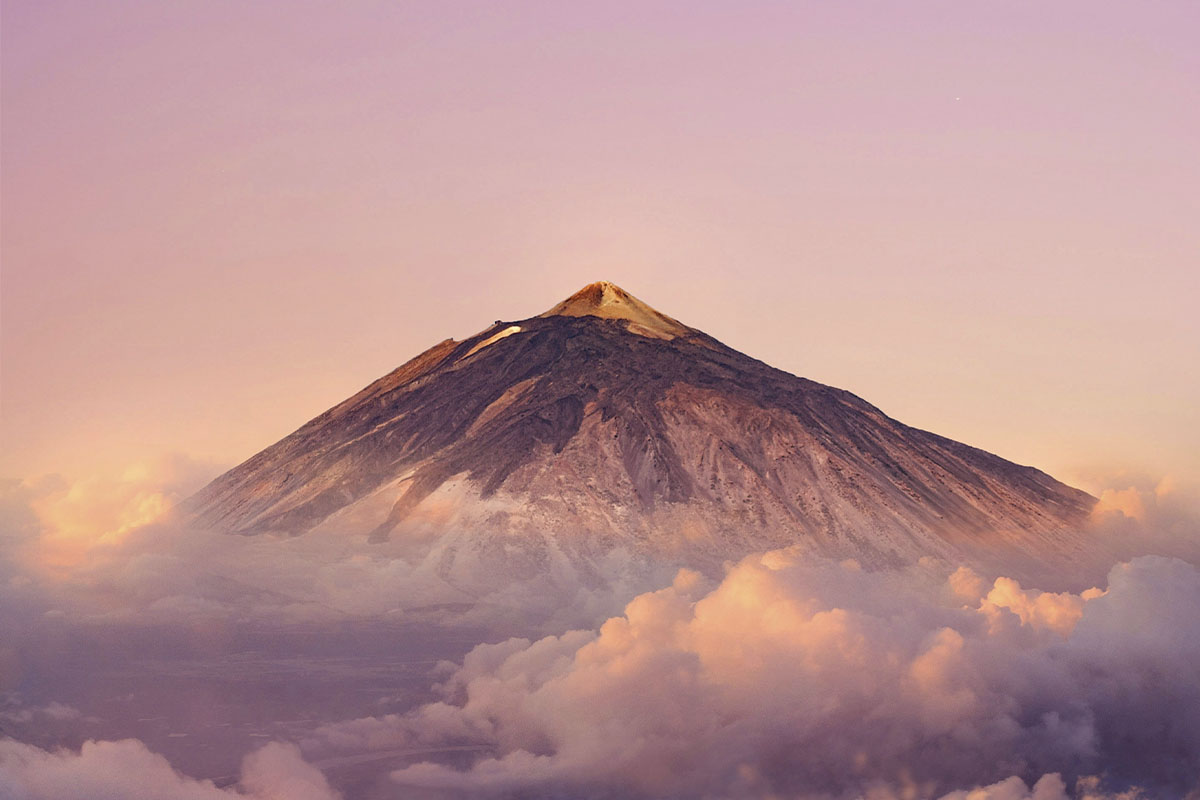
[297,553,1200,799]
[0,461,661,633]
[0,738,339,800]
[3,461,1198,634]
[2,461,1200,798]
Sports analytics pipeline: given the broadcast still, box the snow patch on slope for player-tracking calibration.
[465,325,523,358]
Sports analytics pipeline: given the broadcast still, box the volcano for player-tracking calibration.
[186,282,1095,580]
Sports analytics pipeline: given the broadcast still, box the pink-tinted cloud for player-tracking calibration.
[294,553,1200,797]
[2,460,1199,797]
[0,739,339,800]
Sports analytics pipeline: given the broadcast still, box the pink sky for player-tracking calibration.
[2,0,1198,491]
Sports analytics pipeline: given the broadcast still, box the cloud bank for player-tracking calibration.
[295,553,1200,799]
[0,462,661,632]
[3,461,1200,798]
[0,739,339,800]
[4,461,1198,634]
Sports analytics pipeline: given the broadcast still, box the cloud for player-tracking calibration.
[3,459,1200,798]
[3,460,1198,634]
[979,575,1100,636]
[933,773,1157,800]
[1087,472,1200,561]
[239,742,343,800]
[0,461,668,631]
[0,738,339,800]
[936,774,1071,800]
[2,455,217,577]
[295,553,1200,798]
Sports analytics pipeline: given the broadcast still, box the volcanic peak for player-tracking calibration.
[186,280,1097,585]
[539,281,693,340]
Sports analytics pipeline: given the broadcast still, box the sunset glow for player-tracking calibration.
[2,2,1198,799]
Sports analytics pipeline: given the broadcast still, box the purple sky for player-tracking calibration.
[3,0,1198,490]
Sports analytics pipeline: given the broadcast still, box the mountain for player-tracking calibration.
[185,282,1096,584]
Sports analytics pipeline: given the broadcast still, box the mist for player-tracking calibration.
[2,463,1199,798]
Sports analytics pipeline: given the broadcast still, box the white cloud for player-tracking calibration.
[936,773,1069,800]
[0,462,666,631]
[4,461,1199,636]
[0,739,339,800]
[934,772,1151,800]
[3,461,1200,797]
[298,553,1200,798]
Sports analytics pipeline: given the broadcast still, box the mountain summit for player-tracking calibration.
[539,281,696,340]
[186,282,1095,583]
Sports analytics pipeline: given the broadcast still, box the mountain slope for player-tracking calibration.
[185,282,1095,579]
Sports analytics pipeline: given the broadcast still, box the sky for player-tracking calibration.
[2,0,1198,494]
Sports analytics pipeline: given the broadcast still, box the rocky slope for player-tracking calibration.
[185,282,1095,584]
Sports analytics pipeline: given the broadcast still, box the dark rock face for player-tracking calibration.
[185,282,1095,575]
